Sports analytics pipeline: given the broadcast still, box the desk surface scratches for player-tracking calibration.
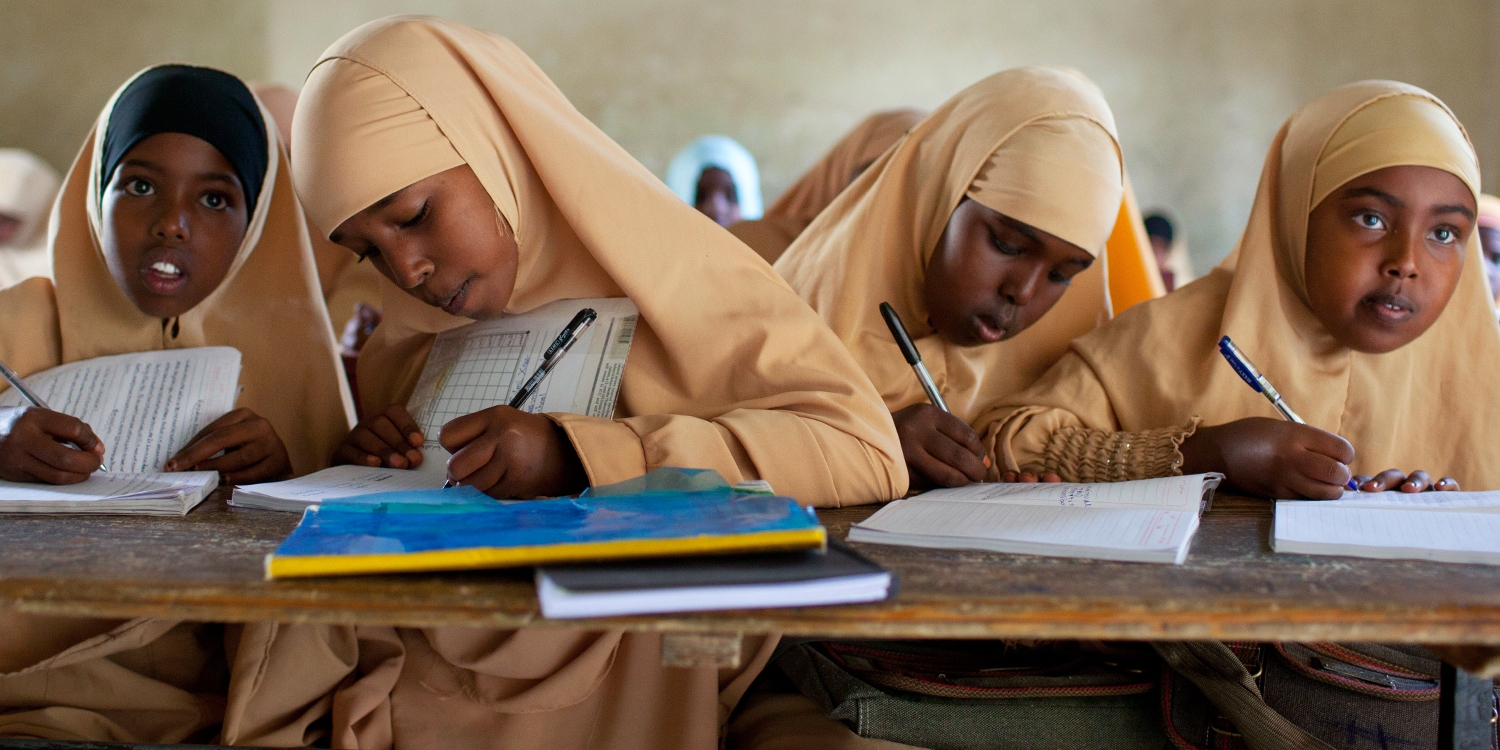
[2,490,1499,644]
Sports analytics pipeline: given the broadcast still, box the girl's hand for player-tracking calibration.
[1180,417,1355,499]
[165,408,291,484]
[892,403,989,488]
[439,406,586,499]
[1352,470,1459,492]
[0,406,104,484]
[332,404,425,469]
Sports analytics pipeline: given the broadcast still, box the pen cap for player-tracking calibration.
[544,308,598,360]
[879,302,923,365]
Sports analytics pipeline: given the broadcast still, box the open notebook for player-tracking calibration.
[0,471,218,515]
[406,297,638,473]
[231,465,446,512]
[0,348,239,515]
[1274,490,1500,564]
[0,347,241,474]
[850,474,1222,564]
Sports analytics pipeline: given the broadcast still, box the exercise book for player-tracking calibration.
[231,465,446,512]
[265,468,826,579]
[849,474,1223,564]
[1274,489,1500,564]
[406,297,638,472]
[536,538,892,619]
[0,347,240,474]
[0,471,218,515]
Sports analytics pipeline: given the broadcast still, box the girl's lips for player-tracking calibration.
[1362,294,1415,324]
[140,260,188,296]
[439,279,470,316]
[972,313,1006,343]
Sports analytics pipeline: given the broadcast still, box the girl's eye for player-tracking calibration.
[989,230,1022,256]
[1356,211,1385,230]
[399,201,430,230]
[1430,226,1457,244]
[201,192,228,210]
[357,247,380,263]
[1048,269,1072,285]
[125,178,153,196]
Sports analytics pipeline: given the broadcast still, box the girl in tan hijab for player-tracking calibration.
[729,109,926,264]
[0,149,61,287]
[230,14,905,750]
[985,80,1499,496]
[775,67,1124,491]
[0,65,352,743]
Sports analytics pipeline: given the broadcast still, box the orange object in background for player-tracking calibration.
[1105,173,1167,316]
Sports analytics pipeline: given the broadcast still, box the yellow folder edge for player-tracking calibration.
[264,527,828,580]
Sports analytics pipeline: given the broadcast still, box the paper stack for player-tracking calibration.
[0,471,219,516]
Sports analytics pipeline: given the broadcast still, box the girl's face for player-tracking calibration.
[694,166,740,227]
[331,164,520,320]
[924,197,1094,346]
[1304,165,1474,353]
[101,132,248,319]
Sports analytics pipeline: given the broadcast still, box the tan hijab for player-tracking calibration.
[729,109,926,263]
[775,67,1123,425]
[0,66,354,746]
[989,81,1500,489]
[239,16,906,748]
[291,15,903,505]
[249,81,383,334]
[2,65,356,476]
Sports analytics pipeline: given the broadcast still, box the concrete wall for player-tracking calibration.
[2,0,1496,270]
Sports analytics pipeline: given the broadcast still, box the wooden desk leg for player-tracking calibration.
[660,632,742,669]
[1439,661,1495,750]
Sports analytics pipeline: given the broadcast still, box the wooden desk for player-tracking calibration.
[2,489,1499,645]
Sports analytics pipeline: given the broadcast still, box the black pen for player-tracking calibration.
[879,302,948,413]
[445,308,598,488]
[0,356,110,473]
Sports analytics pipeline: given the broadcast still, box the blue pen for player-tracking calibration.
[1217,336,1359,492]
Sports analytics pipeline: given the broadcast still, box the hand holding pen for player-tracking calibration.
[879,303,991,488]
[441,308,597,496]
[0,357,109,483]
[1196,336,1360,499]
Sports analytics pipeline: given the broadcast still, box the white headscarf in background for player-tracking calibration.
[0,149,61,286]
[665,134,764,218]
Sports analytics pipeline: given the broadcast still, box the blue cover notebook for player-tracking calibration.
[265,468,825,579]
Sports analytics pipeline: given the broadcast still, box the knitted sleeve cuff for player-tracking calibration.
[1039,418,1200,483]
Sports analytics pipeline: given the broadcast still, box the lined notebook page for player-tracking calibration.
[1274,502,1500,564]
[0,473,203,502]
[1312,490,1500,513]
[235,466,445,503]
[913,473,1215,512]
[859,502,1196,548]
[0,348,240,473]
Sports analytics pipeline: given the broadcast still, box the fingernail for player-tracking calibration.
[983,456,991,468]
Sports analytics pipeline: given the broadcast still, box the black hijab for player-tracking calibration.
[101,65,269,214]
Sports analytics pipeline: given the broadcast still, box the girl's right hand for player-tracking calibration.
[892,403,989,488]
[0,406,105,484]
[332,404,425,469]
[1180,417,1355,499]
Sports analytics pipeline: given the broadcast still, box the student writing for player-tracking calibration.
[775,67,1124,490]
[0,65,352,744]
[223,16,906,749]
[983,80,1500,496]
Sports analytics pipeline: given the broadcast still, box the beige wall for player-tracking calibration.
[2,0,1496,270]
